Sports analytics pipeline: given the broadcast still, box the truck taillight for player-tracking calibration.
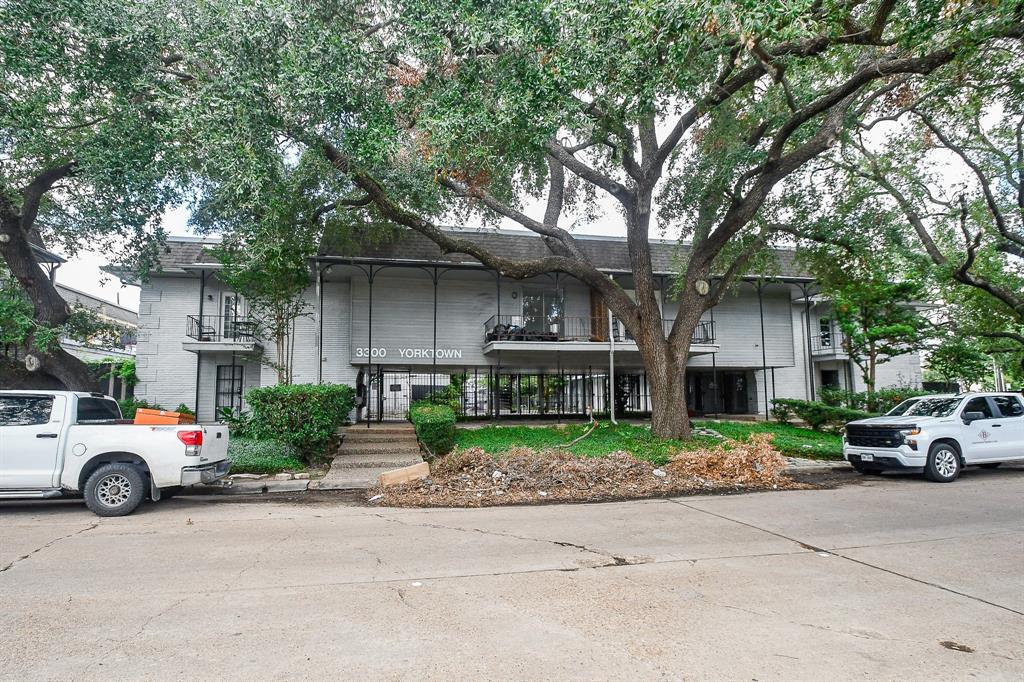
[177,430,203,446]
[178,430,203,456]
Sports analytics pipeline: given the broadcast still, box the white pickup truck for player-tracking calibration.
[0,390,230,516]
[844,392,1024,481]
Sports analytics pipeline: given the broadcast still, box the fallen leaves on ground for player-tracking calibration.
[369,433,803,507]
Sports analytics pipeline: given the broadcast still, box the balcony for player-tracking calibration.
[483,315,716,353]
[182,315,262,354]
[810,331,847,359]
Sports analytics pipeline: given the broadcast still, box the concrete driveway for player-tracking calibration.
[2,468,1022,681]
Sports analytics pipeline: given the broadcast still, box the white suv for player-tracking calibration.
[843,392,1024,482]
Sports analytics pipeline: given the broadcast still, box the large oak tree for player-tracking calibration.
[173,0,1021,436]
[0,0,181,388]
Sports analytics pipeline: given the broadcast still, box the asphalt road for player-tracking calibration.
[2,468,1023,681]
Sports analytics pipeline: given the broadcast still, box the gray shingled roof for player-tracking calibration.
[152,228,810,279]
[318,228,810,279]
[152,238,221,272]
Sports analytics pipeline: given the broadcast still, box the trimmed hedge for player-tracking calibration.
[245,383,356,456]
[228,438,305,474]
[772,398,872,432]
[819,385,931,413]
[409,400,457,457]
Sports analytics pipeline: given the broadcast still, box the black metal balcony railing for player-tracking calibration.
[811,330,847,354]
[186,315,258,343]
[484,315,715,345]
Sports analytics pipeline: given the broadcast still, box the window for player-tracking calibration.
[821,369,840,388]
[904,397,961,418]
[992,395,1024,418]
[0,396,53,426]
[216,365,244,414]
[222,294,245,339]
[522,288,564,333]
[76,397,122,423]
[962,397,993,419]
[819,317,832,347]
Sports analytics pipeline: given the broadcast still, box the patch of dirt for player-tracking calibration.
[370,433,811,508]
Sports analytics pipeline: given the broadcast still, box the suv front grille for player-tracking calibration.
[846,426,903,449]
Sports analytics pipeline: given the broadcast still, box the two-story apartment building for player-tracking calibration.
[112,228,923,422]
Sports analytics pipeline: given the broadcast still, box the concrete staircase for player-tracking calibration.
[317,423,423,490]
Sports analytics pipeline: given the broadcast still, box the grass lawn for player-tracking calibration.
[454,420,843,464]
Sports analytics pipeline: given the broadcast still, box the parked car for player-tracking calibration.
[843,392,1024,481]
[0,390,230,516]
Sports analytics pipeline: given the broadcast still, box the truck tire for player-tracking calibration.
[84,463,146,516]
[925,443,961,483]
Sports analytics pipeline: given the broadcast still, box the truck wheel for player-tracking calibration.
[925,443,961,483]
[84,464,145,516]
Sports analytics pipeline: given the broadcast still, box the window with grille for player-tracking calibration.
[215,365,244,415]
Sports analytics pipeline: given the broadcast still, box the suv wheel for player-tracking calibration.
[925,443,961,483]
[84,463,145,516]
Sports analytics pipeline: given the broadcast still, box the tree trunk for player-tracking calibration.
[648,360,690,439]
[1,187,95,391]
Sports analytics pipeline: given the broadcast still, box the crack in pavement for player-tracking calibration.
[667,499,1024,618]
[0,522,99,574]
[370,513,645,569]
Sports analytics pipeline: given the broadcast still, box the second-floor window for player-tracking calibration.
[521,288,564,333]
[819,317,832,347]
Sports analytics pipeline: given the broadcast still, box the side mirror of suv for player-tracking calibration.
[962,411,986,424]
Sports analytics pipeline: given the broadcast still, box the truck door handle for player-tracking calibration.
[36,433,58,438]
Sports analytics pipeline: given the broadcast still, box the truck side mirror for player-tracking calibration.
[962,411,985,424]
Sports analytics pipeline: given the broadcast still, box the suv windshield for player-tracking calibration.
[902,397,962,418]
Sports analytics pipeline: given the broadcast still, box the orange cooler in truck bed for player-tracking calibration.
[133,408,196,425]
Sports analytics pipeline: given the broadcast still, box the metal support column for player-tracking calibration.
[800,283,816,400]
[756,279,769,420]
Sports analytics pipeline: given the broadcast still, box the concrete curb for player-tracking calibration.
[187,480,311,495]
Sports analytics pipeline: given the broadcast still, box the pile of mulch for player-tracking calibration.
[369,433,804,508]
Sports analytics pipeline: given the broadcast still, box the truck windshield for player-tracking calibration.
[76,397,122,423]
[886,399,921,416]
[901,397,961,418]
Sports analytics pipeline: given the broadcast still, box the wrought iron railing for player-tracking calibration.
[810,331,846,354]
[186,315,258,343]
[484,315,715,345]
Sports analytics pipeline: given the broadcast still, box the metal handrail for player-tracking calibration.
[810,330,846,353]
[186,315,258,342]
[483,315,716,345]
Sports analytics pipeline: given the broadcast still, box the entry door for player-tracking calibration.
[958,396,1003,462]
[0,395,65,489]
[221,293,247,339]
[722,373,748,414]
[374,370,411,421]
[991,395,1024,461]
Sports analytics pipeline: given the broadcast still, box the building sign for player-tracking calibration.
[354,347,464,360]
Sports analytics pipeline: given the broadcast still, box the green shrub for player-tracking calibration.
[228,438,305,474]
[175,402,195,417]
[218,407,254,438]
[771,400,795,425]
[817,385,931,413]
[422,373,466,415]
[409,400,456,457]
[772,398,872,432]
[117,396,161,419]
[245,383,356,457]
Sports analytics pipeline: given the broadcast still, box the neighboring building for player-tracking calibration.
[109,229,923,422]
[55,284,138,362]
